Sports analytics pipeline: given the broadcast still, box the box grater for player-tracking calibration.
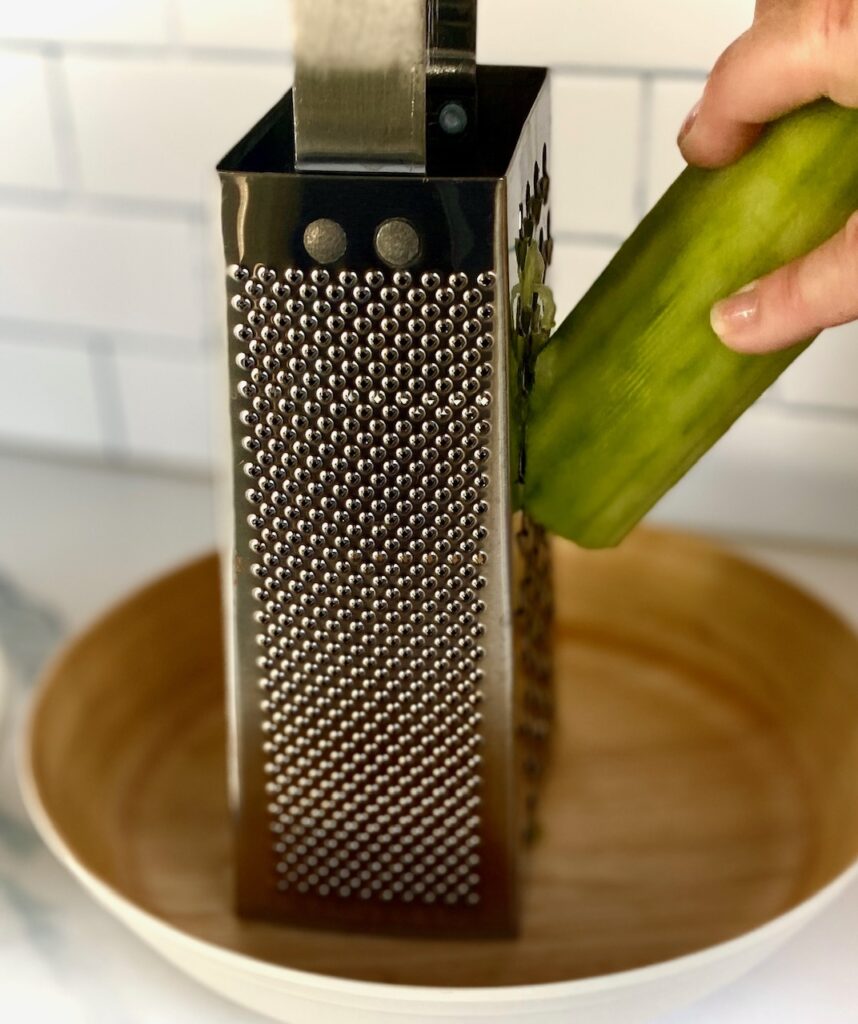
[218,0,554,938]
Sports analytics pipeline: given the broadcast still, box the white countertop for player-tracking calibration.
[1,449,858,1024]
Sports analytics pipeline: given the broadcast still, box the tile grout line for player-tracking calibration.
[0,315,207,355]
[633,72,654,221]
[552,229,627,247]
[0,184,206,221]
[162,0,185,48]
[87,335,127,458]
[760,395,858,425]
[0,36,294,64]
[188,213,220,354]
[0,38,714,78]
[41,44,82,194]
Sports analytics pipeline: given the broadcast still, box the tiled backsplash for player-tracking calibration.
[2,1,857,542]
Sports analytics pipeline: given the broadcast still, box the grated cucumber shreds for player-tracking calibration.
[511,238,556,505]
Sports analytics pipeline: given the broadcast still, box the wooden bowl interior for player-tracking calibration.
[27,530,858,987]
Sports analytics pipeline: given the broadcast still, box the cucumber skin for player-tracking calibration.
[524,100,858,548]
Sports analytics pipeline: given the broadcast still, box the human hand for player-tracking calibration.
[678,0,858,353]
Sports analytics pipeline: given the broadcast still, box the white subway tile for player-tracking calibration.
[651,405,858,545]
[176,0,293,51]
[115,350,219,466]
[64,56,288,205]
[0,53,62,191]
[0,338,101,451]
[479,0,753,71]
[550,239,617,320]
[2,0,170,45]
[779,322,858,411]
[646,78,702,208]
[551,74,640,236]
[0,207,201,341]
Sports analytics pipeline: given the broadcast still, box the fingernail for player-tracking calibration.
[711,281,759,341]
[677,101,701,146]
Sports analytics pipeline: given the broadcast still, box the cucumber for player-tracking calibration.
[524,100,858,548]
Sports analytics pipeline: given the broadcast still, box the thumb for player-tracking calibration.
[710,211,858,353]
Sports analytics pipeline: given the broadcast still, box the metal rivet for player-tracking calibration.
[374,219,421,268]
[439,101,468,136]
[303,219,347,264]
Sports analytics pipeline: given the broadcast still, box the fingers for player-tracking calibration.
[710,211,858,353]
[753,0,789,18]
[679,9,827,167]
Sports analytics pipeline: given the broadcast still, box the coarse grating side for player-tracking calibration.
[229,263,496,910]
[219,66,553,938]
[511,147,556,840]
[514,512,554,839]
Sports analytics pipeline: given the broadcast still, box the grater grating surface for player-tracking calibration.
[229,264,497,911]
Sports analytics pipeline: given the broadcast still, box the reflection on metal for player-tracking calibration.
[293,0,428,173]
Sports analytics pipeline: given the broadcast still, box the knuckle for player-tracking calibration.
[778,259,809,316]
[815,0,858,105]
[843,209,858,253]
[821,0,857,43]
[704,40,740,103]
[841,211,858,280]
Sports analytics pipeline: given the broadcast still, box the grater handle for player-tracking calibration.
[427,0,478,165]
[429,0,477,85]
[293,0,478,174]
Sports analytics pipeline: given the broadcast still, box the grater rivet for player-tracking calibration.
[374,219,421,269]
[303,220,347,265]
[438,101,468,135]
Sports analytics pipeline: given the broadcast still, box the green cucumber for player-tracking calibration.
[524,100,858,548]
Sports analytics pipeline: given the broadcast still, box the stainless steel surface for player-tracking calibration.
[293,0,428,173]
[219,65,552,937]
[293,0,480,172]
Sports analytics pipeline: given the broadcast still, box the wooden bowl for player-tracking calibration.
[20,529,858,1023]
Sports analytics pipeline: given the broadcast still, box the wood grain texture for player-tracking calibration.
[27,529,858,987]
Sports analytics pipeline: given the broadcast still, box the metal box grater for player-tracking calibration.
[218,0,554,938]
